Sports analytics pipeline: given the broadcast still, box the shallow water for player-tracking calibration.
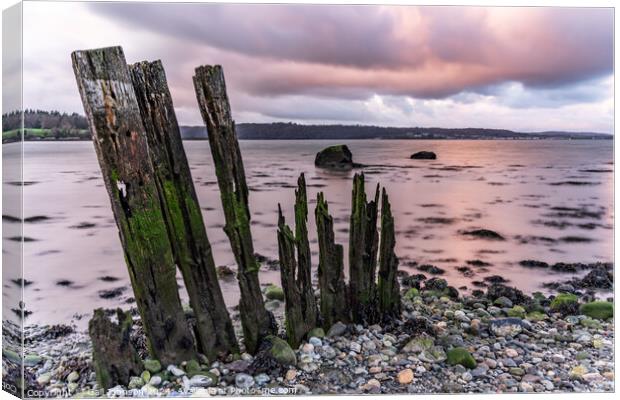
[2,140,613,328]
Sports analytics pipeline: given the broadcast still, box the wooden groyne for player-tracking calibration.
[72,45,402,388]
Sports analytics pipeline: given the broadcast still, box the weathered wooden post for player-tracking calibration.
[89,309,142,390]
[193,65,275,353]
[378,188,401,320]
[294,174,318,332]
[72,46,196,364]
[129,60,238,359]
[349,173,380,324]
[276,175,319,347]
[315,192,349,329]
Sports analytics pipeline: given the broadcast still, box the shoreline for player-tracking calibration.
[3,268,614,397]
[2,137,614,145]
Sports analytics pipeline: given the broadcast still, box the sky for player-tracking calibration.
[19,2,614,133]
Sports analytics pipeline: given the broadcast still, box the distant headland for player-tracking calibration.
[2,110,612,144]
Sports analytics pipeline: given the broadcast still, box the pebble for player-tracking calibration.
[167,365,185,377]
[148,376,162,387]
[361,378,381,393]
[551,354,565,363]
[188,375,215,388]
[285,369,297,381]
[505,348,518,358]
[254,373,270,385]
[66,371,79,383]
[397,369,414,385]
[36,372,52,386]
[235,373,254,389]
[327,322,347,337]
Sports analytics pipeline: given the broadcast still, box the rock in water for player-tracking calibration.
[410,151,437,160]
[315,145,354,170]
[580,265,613,289]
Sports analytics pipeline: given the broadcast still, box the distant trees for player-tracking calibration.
[2,109,89,132]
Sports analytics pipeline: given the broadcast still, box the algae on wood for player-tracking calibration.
[378,188,401,321]
[315,192,349,330]
[276,175,319,347]
[129,60,238,359]
[348,173,380,324]
[72,46,195,364]
[193,65,274,354]
[89,309,142,390]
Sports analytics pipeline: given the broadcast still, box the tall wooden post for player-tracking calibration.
[129,60,238,359]
[276,175,319,347]
[315,192,348,330]
[72,46,196,365]
[293,174,319,334]
[193,65,275,354]
[349,173,380,324]
[378,188,401,320]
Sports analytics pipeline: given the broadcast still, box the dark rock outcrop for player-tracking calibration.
[461,229,505,241]
[315,145,355,170]
[581,265,613,289]
[410,151,437,160]
[486,284,529,305]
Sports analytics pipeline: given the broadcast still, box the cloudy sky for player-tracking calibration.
[21,2,613,133]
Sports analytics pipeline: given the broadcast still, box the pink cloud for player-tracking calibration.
[92,4,612,99]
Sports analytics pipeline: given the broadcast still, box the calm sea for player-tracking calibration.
[2,140,613,328]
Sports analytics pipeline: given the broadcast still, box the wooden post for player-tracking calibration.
[89,309,142,390]
[277,206,305,347]
[378,188,401,320]
[293,174,319,334]
[193,65,275,354]
[129,60,238,359]
[276,175,319,347]
[348,173,380,324]
[315,192,348,330]
[72,46,196,365]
